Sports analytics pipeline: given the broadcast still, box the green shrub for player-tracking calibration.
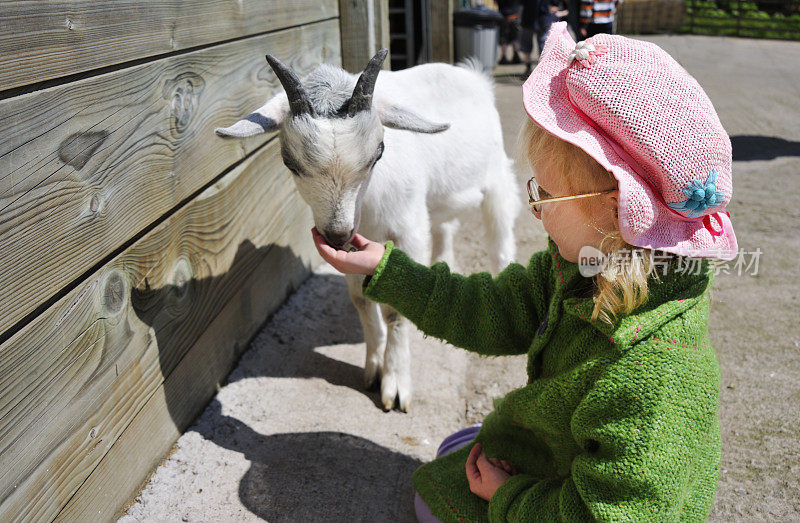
[683,0,800,39]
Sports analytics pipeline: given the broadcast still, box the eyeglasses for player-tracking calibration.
[527,177,617,218]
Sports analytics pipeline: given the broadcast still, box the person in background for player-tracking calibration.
[519,0,569,78]
[578,0,622,40]
[497,0,523,65]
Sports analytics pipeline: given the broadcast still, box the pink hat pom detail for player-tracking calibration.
[568,40,608,68]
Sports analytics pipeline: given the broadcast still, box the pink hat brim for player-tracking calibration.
[522,23,738,261]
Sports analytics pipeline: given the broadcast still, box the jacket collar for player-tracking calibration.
[551,240,714,349]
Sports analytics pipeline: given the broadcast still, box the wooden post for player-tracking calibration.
[430,0,454,63]
[339,0,391,72]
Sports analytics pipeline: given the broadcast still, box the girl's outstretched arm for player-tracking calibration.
[312,228,553,356]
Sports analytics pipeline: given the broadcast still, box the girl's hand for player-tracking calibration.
[465,443,516,501]
[311,227,385,275]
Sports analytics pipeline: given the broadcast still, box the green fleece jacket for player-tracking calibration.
[362,238,721,522]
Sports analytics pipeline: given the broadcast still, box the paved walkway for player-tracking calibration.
[121,35,800,522]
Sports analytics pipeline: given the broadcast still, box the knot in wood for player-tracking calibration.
[171,257,194,300]
[102,271,126,315]
[58,131,109,171]
[165,73,205,137]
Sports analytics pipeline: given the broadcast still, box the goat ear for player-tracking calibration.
[215,93,289,138]
[375,101,450,134]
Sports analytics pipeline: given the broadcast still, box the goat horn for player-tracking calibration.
[265,54,315,117]
[347,49,388,117]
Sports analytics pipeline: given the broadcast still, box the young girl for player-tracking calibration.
[312,23,737,521]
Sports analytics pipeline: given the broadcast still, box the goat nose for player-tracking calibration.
[324,229,354,249]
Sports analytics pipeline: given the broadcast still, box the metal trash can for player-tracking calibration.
[453,6,504,70]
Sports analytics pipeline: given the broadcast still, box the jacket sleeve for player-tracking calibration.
[362,241,552,356]
[487,338,721,521]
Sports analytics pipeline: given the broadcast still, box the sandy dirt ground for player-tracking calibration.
[121,35,800,522]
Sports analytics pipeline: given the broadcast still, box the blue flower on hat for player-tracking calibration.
[667,168,726,218]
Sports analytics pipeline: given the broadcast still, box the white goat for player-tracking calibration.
[216,50,519,412]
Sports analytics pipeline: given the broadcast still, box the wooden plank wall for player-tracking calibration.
[0,2,339,520]
[0,1,337,92]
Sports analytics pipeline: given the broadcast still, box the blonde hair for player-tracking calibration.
[519,119,658,325]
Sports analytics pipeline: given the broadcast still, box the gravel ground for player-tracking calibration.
[121,34,800,521]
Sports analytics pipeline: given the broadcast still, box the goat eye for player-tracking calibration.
[375,142,384,161]
[282,159,301,176]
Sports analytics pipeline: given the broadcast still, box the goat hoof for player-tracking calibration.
[381,375,398,411]
[397,382,412,413]
[379,393,410,413]
[378,391,411,412]
[398,396,411,413]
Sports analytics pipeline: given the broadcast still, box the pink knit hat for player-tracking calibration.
[523,22,738,260]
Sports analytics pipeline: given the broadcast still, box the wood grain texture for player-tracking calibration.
[430,0,454,63]
[0,0,338,92]
[339,0,390,73]
[0,19,339,340]
[0,138,319,522]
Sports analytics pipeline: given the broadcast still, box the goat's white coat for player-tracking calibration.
[216,60,519,411]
